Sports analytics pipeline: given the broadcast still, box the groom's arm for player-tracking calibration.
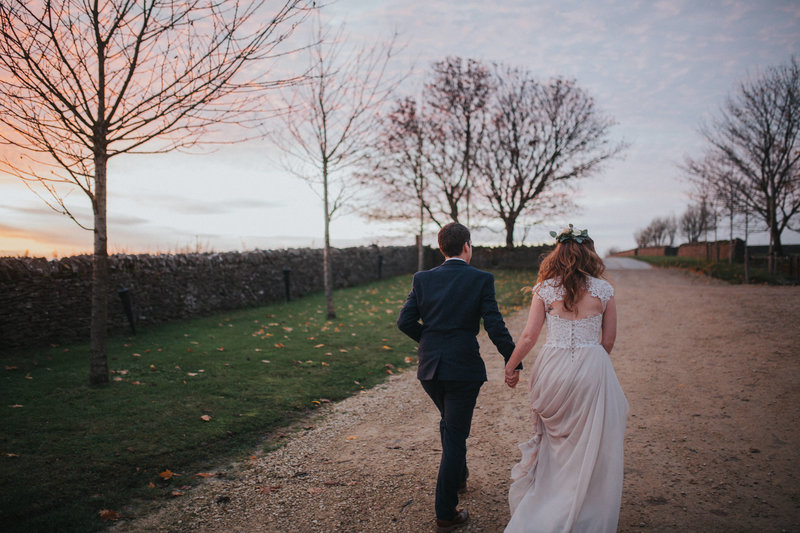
[479,274,522,369]
[397,279,423,343]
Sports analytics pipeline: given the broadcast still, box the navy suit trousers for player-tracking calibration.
[420,379,483,520]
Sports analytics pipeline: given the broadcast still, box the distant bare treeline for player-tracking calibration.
[636,56,800,271]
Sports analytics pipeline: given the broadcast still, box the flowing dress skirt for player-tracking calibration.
[506,344,629,533]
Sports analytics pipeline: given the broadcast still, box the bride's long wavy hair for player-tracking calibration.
[536,238,606,311]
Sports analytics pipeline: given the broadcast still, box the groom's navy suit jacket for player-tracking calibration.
[397,259,516,381]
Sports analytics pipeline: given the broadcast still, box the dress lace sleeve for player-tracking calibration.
[588,278,614,310]
[533,279,562,305]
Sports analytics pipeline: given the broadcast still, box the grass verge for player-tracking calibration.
[630,255,796,285]
[0,269,535,533]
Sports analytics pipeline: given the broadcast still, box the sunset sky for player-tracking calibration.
[1,0,799,258]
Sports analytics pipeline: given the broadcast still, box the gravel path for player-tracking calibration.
[110,267,800,532]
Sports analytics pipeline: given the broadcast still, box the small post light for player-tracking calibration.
[283,267,291,301]
[117,287,136,334]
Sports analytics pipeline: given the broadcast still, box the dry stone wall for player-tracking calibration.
[0,246,416,349]
[1,244,551,350]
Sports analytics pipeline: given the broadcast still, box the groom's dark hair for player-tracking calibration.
[438,223,471,258]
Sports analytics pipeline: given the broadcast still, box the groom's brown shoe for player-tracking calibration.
[436,509,469,532]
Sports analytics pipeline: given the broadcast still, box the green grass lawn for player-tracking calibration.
[0,269,535,533]
[630,255,793,284]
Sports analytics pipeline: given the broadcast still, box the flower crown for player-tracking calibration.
[550,224,590,243]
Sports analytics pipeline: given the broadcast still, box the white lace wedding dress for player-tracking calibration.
[506,277,629,533]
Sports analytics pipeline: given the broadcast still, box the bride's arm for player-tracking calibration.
[601,296,617,354]
[504,294,546,387]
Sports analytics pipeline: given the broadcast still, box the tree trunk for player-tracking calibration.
[417,197,424,271]
[89,154,110,385]
[771,225,784,257]
[322,161,336,319]
[728,207,734,265]
[504,216,516,250]
[744,210,750,284]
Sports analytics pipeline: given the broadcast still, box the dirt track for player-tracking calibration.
[111,266,800,532]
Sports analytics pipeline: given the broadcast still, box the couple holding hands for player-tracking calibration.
[398,223,628,533]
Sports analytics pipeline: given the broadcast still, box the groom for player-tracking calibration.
[397,223,518,531]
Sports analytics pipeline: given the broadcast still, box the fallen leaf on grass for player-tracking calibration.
[113,377,123,382]
[9,404,23,408]
[4,366,18,371]
[216,347,225,352]
[171,491,184,497]
[274,343,285,348]
[98,509,120,522]
[314,344,325,348]
[382,345,392,350]
[159,469,178,480]
[404,356,414,364]
[6,452,19,457]
[187,372,198,376]
[261,360,271,364]
[200,415,212,422]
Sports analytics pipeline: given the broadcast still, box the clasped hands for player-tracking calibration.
[504,366,520,388]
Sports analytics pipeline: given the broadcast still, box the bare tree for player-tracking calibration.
[688,57,800,257]
[423,57,492,225]
[685,154,744,263]
[273,18,402,318]
[0,0,310,384]
[358,97,431,271]
[635,216,677,248]
[680,202,714,243]
[478,65,625,248]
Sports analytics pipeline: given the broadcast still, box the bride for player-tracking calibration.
[504,225,629,533]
